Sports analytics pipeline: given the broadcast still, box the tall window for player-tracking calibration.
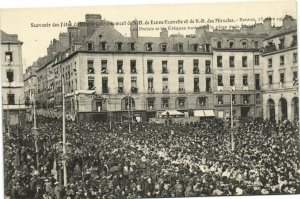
[280,73,285,83]
[117,60,124,73]
[179,78,184,92]
[254,41,258,48]
[148,78,153,91]
[6,69,14,82]
[229,41,234,48]
[280,55,284,65]
[291,35,297,47]
[130,60,137,73]
[88,76,95,90]
[102,77,109,93]
[206,60,211,73]
[7,93,15,105]
[230,75,235,86]
[254,55,260,65]
[268,74,273,85]
[147,60,153,73]
[242,56,248,67]
[178,98,186,107]
[162,61,168,73]
[5,52,13,62]
[178,60,184,74]
[293,53,297,63]
[229,56,235,67]
[217,56,222,67]
[101,60,108,73]
[162,98,169,108]
[268,58,272,68]
[193,59,199,74]
[118,78,124,93]
[193,44,198,52]
[162,77,168,92]
[279,38,285,50]
[147,98,155,110]
[218,75,223,86]
[243,75,248,86]
[131,77,138,93]
[87,60,94,74]
[177,43,183,52]
[194,78,199,92]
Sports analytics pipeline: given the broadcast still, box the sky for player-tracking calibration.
[0,0,297,72]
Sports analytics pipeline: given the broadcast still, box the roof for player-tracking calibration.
[265,24,297,40]
[1,30,22,44]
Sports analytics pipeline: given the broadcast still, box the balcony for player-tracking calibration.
[117,87,124,94]
[102,87,109,94]
[178,69,185,74]
[178,88,185,93]
[205,68,212,74]
[131,69,137,74]
[131,87,138,94]
[117,69,124,74]
[148,88,155,93]
[162,88,169,94]
[101,69,108,74]
[242,85,249,91]
[194,88,200,93]
[193,68,200,74]
[217,86,224,91]
[162,68,168,74]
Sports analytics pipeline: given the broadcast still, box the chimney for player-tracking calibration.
[263,17,272,33]
[282,15,294,29]
[130,19,139,39]
[195,25,209,36]
[85,14,102,38]
[160,28,168,38]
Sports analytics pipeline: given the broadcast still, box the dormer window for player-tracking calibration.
[217,41,222,48]
[177,43,183,52]
[193,44,198,52]
[100,42,107,50]
[145,43,153,51]
[116,42,123,51]
[254,41,258,48]
[161,43,167,52]
[242,41,247,48]
[229,41,234,48]
[87,43,93,51]
[130,43,135,51]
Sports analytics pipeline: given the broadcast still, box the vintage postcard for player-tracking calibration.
[0,1,299,198]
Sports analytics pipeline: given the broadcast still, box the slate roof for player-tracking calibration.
[1,30,22,44]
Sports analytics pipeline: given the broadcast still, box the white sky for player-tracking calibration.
[0,0,297,71]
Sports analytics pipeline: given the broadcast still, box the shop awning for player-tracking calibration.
[193,110,205,117]
[204,110,215,117]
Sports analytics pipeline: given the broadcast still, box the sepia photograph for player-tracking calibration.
[0,0,299,198]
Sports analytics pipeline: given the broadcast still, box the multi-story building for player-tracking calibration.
[262,15,298,121]
[30,14,298,122]
[1,30,26,125]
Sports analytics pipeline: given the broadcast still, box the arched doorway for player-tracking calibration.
[92,97,106,111]
[267,99,275,120]
[279,98,287,121]
[121,96,135,110]
[291,97,299,121]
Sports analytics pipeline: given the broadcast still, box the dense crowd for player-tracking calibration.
[3,117,300,198]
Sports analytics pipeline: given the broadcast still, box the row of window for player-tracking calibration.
[87,59,212,74]
[263,35,297,54]
[216,40,259,49]
[216,55,259,68]
[268,71,298,85]
[87,42,210,52]
[267,53,297,68]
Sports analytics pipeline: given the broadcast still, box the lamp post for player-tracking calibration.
[230,88,234,152]
[127,93,131,134]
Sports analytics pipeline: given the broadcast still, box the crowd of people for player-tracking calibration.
[3,116,300,198]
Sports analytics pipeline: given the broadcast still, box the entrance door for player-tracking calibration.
[241,107,250,118]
